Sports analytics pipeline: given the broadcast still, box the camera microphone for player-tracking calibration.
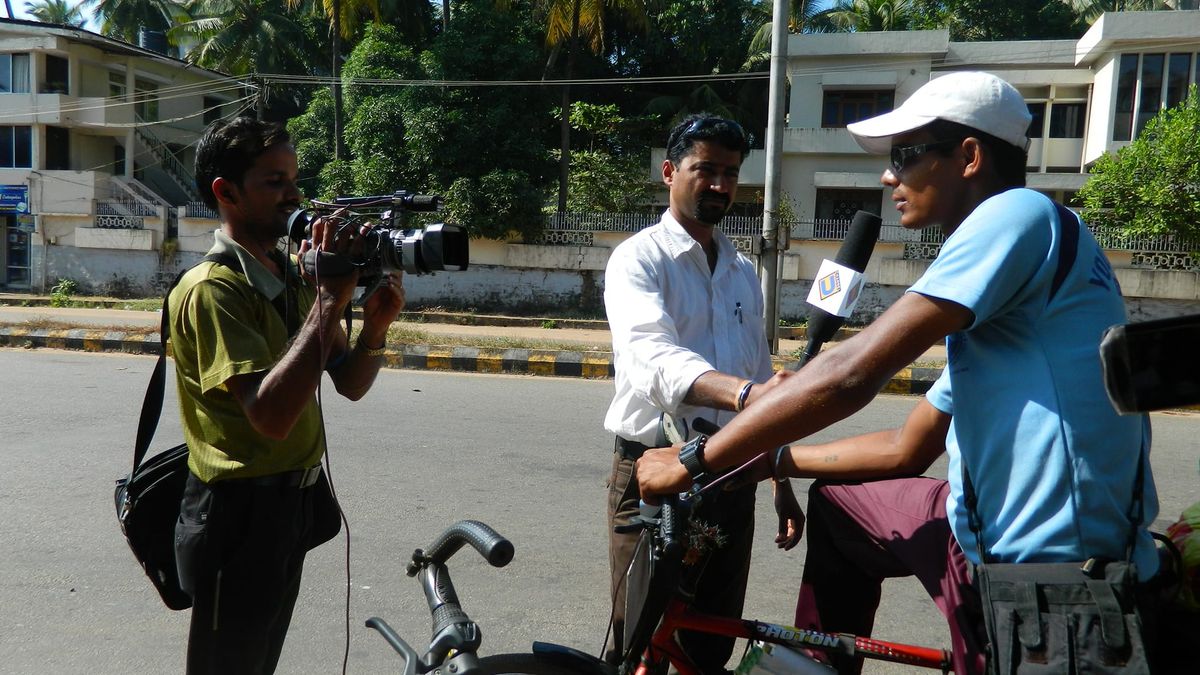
[796,210,882,368]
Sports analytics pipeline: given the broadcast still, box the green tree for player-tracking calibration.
[24,0,85,25]
[563,102,651,212]
[170,0,308,74]
[406,1,554,238]
[93,0,184,43]
[290,7,555,240]
[497,0,649,213]
[910,0,1082,41]
[616,1,767,143]
[1078,86,1200,240]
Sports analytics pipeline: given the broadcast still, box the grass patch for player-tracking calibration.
[4,317,159,337]
[351,321,612,352]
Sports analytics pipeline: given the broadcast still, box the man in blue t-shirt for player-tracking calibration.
[633,72,1160,675]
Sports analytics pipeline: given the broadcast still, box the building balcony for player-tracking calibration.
[0,94,134,128]
[783,127,863,154]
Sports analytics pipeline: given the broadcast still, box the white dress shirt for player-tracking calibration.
[603,209,774,445]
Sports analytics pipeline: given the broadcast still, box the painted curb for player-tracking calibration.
[0,326,942,393]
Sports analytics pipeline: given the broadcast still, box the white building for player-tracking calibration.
[0,18,236,295]
[777,9,1200,232]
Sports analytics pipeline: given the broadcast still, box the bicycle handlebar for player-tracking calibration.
[369,520,515,673]
[407,519,514,576]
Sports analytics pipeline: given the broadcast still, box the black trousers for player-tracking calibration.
[606,440,756,674]
[175,472,327,675]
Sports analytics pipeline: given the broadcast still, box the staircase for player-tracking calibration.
[133,114,201,204]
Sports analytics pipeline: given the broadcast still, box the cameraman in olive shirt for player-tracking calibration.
[170,117,405,674]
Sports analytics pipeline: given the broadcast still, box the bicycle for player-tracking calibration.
[366,484,953,674]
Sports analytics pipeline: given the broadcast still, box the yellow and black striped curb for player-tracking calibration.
[0,326,938,391]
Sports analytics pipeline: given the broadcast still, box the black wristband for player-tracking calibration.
[678,435,710,483]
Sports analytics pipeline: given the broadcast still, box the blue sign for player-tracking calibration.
[0,184,28,214]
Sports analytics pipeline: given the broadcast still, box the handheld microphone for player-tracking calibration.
[796,210,882,368]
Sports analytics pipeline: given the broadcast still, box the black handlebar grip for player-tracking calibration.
[401,194,444,212]
[423,520,515,568]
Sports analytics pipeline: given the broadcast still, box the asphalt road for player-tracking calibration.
[1,349,1196,674]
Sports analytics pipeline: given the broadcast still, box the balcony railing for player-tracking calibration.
[541,213,1198,253]
[183,201,218,220]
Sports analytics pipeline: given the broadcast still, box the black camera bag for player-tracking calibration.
[115,442,192,610]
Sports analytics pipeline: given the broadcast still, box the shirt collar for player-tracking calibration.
[210,229,286,301]
[660,208,735,263]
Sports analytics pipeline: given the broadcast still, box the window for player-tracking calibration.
[822,90,894,128]
[42,54,68,94]
[135,79,158,121]
[108,71,126,99]
[1027,102,1047,138]
[0,53,31,94]
[46,126,70,170]
[203,96,222,125]
[1048,103,1086,139]
[0,126,33,168]
[814,189,881,238]
[1116,52,1200,142]
[1136,53,1165,137]
[1114,54,1139,142]
[1166,53,1192,109]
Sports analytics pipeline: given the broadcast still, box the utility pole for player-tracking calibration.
[332,0,346,160]
[760,0,789,353]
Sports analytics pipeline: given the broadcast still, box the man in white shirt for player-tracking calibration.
[602,114,799,672]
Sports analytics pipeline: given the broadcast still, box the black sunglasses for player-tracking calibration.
[673,117,748,146]
[889,139,962,174]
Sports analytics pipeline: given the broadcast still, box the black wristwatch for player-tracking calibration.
[678,435,711,483]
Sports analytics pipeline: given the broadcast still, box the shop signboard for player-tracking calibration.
[0,185,29,214]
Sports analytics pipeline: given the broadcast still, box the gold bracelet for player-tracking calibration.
[358,338,387,357]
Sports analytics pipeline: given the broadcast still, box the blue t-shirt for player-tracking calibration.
[914,188,1159,579]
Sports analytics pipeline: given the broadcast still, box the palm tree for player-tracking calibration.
[817,0,920,32]
[24,0,85,25]
[1066,0,1169,25]
[93,0,185,44]
[498,0,649,213]
[744,0,833,71]
[170,0,307,74]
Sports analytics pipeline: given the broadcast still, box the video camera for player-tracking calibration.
[287,190,470,300]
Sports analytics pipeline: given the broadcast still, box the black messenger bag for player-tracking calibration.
[114,252,311,610]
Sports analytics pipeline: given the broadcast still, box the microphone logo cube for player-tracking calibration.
[807,259,866,318]
[817,271,842,300]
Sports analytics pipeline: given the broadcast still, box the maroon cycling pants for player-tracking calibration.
[793,477,986,675]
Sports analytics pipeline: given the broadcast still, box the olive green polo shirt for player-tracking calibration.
[168,230,324,483]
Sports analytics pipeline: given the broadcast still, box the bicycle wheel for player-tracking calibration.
[475,652,590,675]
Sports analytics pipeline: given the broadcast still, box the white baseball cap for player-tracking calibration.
[846,71,1032,155]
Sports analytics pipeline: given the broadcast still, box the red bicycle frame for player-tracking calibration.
[634,596,952,675]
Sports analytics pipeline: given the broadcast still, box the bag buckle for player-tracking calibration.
[299,465,322,488]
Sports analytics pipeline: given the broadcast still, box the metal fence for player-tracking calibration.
[542,213,1199,253]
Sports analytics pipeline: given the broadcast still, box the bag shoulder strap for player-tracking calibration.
[1048,202,1080,304]
[961,435,1147,565]
[131,252,245,472]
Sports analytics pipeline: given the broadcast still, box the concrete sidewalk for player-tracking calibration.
[0,295,945,393]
